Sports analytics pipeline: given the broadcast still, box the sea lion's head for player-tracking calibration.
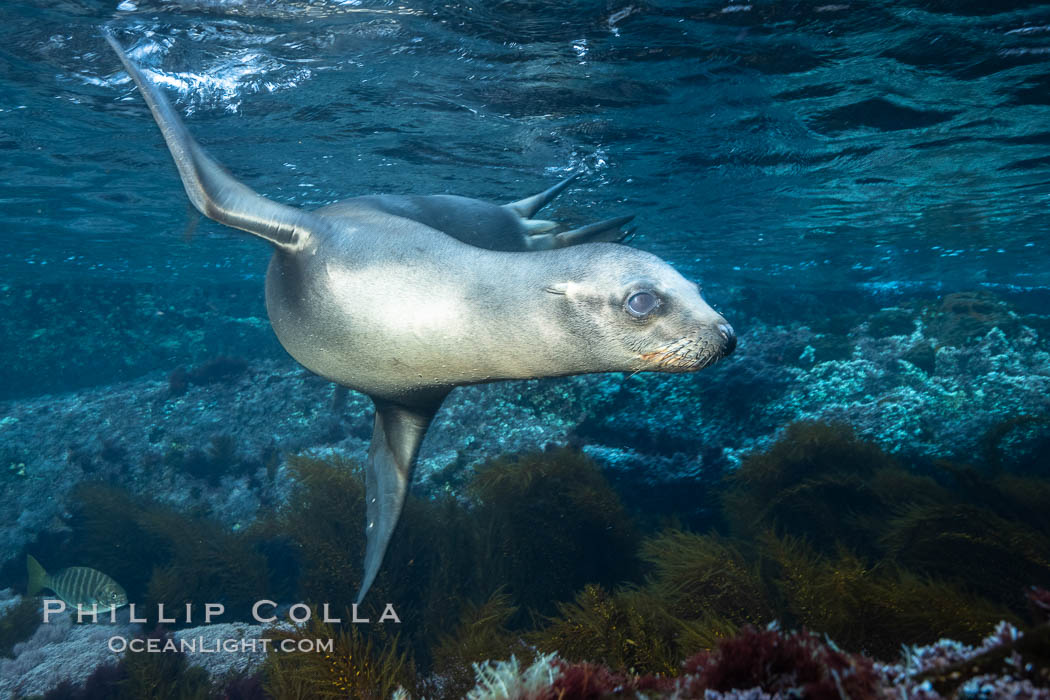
[547,246,735,374]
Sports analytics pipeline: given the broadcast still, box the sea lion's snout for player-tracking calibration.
[606,259,737,374]
[639,314,735,372]
[717,322,737,356]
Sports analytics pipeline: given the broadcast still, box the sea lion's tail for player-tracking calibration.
[103,30,327,252]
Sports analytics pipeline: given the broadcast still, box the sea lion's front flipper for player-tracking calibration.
[356,396,445,604]
[104,32,325,251]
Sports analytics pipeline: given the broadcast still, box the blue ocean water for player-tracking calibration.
[2,1,1050,698]
[2,0,1049,291]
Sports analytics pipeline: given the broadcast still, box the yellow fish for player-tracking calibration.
[27,555,128,612]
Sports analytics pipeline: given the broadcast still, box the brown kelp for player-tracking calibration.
[426,589,525,699]
[468,448,640,620]
[255,454,367,618]
[66,484,270,621]
[529,584,686,676]
[263,613,414,699]
[30,422,1050,697]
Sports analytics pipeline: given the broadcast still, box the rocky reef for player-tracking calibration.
[0,425,1045,698]
[2,287,1048,570]
[1,286,1048,698]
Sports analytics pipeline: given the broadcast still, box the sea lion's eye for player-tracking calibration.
[625,290,660,318]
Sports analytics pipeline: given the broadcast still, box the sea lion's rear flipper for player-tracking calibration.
[104,32,325,251]
[555,215,636,246]
[505,173,580,218]
[356,396,444,604]
[505,175,637,251]
[527,215,636,250]
[503,173,586,241]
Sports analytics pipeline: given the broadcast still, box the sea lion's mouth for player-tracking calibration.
[640,332,731,372]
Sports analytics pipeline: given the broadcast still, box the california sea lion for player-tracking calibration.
[104,33,736,603]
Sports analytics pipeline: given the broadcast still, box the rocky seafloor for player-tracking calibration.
[2,589,1048,698]
[2,285,1048,570]
[1,283,1049,697]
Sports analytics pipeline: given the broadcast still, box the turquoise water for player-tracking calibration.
[2,2,1050,698]
[3,0,1050,292]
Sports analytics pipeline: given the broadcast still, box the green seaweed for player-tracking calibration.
[640,530,773,628]
[254,452,484,659]
[882,502,1050,612]
[255,453,367,617]
[721,420,922,558]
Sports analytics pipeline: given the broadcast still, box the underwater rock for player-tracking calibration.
[173,621,280,682]
[0,599,138,698]
[867,306,917,338]
[2,295,1049,579]
[980,414,1050,477]
[447,617,1050,699]
[0,281,280,403]
[923,291,1022,348]
[0,588,41,658]
[0,594,276,697]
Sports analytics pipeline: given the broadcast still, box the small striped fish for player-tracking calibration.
[27,555,128,612]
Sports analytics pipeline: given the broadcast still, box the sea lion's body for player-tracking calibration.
[330,195,540,252]
[266,208,662,406]
[105,32,736,603]
[265,207,558,405]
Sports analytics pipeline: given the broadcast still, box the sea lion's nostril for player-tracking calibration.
[718,323,737,355]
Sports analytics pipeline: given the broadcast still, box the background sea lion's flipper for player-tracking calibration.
[504,172,580,218]
[504,175,638,251]
[356,396,445,604]
[104,31,326,251]
[554,215,636,246]
[526,214,637,250]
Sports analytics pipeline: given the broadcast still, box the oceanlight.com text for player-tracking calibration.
[108,636,334,654]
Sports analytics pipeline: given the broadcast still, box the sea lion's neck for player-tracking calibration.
[466,252,611,381]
